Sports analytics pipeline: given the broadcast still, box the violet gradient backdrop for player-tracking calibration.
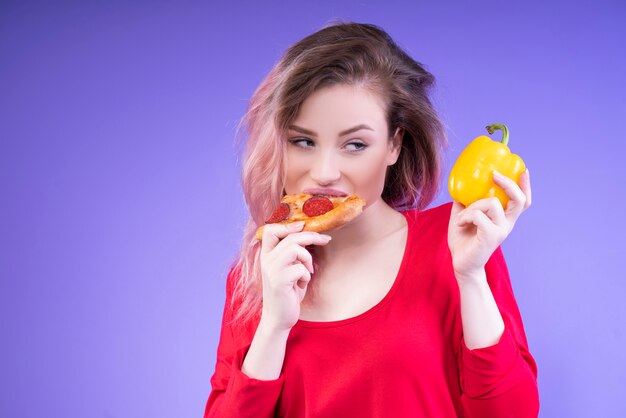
[1,1,625,417]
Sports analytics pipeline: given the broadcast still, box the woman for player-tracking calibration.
[204,21,539,418]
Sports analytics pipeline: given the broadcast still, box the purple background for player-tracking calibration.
[1,1,625,417]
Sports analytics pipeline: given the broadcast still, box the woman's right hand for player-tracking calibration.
[259,221,332,333]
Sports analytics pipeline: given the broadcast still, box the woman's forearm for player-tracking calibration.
[456,269,505,350]
[241,320,290,380]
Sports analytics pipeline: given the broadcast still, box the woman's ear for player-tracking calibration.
[387,127,404,166]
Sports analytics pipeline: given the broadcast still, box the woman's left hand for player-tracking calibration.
[448,169,532,280]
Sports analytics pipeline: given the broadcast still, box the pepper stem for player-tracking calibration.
[485,123,509,146]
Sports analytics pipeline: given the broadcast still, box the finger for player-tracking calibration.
[261,221,305,254]
[492,170,527,217]
[274,244,315,274]
[461,197,507,228]
[275,231,332,252]
[450,200,465,217]
[283,263,312,287]
[449,200,466,229]
[293,268,311,302]
[519,169,532,209]
[456,208,500,236]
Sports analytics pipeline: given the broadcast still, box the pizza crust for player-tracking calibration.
[255,194,366,240]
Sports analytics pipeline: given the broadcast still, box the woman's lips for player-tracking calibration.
[302,188,348,197]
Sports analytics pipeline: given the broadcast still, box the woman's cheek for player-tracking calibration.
[352,157,388,199]
[284,171,303,193]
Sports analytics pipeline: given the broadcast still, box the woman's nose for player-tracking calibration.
[310,151,341,185]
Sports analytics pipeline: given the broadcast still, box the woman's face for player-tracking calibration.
[283,84,402,209]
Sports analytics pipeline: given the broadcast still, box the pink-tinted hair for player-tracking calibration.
[229,20,448,327]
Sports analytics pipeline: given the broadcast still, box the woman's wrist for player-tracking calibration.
[257,316,293,340]
[242,319,291,380]
[454,268,487,285]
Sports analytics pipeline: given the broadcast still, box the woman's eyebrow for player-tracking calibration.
[288,124,374,136]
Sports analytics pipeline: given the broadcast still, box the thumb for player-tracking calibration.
[449,200,465,218]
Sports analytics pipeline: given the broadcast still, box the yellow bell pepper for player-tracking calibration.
[448,123,526,208]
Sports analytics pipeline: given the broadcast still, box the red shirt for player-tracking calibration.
[204,202,539,417]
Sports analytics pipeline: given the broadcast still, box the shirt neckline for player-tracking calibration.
[294,209,419,329]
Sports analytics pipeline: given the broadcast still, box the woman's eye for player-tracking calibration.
[345,142,367,152]
[289,138,314,148]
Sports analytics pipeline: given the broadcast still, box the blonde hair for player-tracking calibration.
[229,20,448,327]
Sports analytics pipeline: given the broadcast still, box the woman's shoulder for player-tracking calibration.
[400,201,454,246]
[402,200,453,226]
[403,202,452,254]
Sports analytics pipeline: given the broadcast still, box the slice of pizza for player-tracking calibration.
[255,193,366,240]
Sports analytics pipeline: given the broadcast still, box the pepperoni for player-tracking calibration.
[265,203,290,223]
[302,196,334,217]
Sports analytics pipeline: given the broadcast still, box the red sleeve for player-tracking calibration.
[203,267,285,418]
[458,246,540,418]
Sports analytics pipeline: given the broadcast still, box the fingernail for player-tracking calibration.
[526,168,530,177]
